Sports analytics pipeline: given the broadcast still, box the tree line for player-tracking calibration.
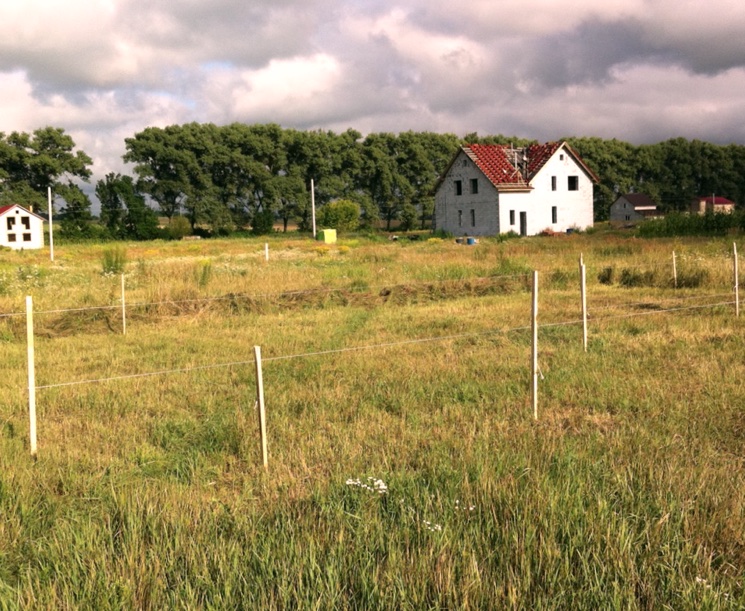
[2,124,745,239]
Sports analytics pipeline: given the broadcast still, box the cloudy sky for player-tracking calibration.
[2,0,745,187]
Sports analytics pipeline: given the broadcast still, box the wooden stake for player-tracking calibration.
[672,251,677,289]
[311,178,317,239]
[531,271,538,420]
[264,242,269,262]
[47,187,54,262]
[121,274,126,335]
[735,242,740,317]
[580,263,588,352]
[26,296,37,458]
[254,346,268,469]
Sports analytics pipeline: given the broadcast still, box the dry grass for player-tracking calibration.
[0,231,744,608]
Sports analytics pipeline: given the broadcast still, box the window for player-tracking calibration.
[462,159,469,167]
[568,176,579,191]
[559,154,565,160]
[625,215,631,221]
[509,210,515,225]
[23,233,31,242]
[470,209,476,227]
[551,206,557,224]
[458,210,463,227]
[455,180,462,195]
[470,178,478,194]
[7,217,15,230]
[21,217,30,230]
[8,234,16,242]
[551,176,556,191]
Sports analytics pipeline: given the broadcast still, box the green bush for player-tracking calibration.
[318,199,360,234]
[101,246,127,275]
[167,216,192,240]
[619,267,657,287]
[598,266,615,285]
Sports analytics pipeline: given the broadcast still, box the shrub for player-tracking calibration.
[619,267,657,287]
[101,246,127,275]
[318,199,360,234]
[167,216,192,240]
[598,266,615,285]
[251,209,275,235]
[194,259,212,288]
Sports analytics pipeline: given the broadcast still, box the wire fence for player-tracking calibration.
[31,296,734,392]
[9,254,739,462]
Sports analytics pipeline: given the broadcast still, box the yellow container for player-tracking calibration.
[317,229,337,244]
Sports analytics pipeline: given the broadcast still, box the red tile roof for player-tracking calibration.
[461,141,598,190]
[463,144,528,188]
[526,142,562,178]
[0,205,13,215]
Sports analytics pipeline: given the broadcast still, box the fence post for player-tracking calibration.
[254,346,268,469]
[580,262,588,352]
[264,243,269,263]
[26,296,38,458]
[673,251,678,289]
[531,271,538,420]
[735,243,740,317]
[121,274,127,335]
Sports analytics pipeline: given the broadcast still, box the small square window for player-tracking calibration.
[455,180,462,196]
[21,217,30,230]
[8,234,16,242]
[23,233,31,242]
[7,217,15,230]
[568,176,579,191]
[551,176,556,191]
[470,178,478,194]
[551,206,557,224]
[560,154,564,160]
[509,210,515,225]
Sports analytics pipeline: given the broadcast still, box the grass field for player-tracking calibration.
[1,231,744,609]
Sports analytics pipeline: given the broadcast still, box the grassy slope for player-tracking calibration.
[0,233,743,609]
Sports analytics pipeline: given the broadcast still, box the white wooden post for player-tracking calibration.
[47,187,54,262]
[672,251,677,289]
[26,296,38,458]
[264,242,269,262]
[121,274,127,335]
[580,262,588,352]
[254,346,268,469]
[311,178,317,239]
[734,242,740,317]
[531,271,538,420]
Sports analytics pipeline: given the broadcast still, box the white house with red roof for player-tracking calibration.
[434,142,598,237]
[0,204,45,250]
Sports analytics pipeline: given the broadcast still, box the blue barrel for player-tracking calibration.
[466,237,476,245]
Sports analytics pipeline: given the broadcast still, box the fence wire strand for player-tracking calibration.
[33,298,734,392]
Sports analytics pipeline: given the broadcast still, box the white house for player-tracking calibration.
[434,142,597,236]
[0,204,45,250]
[610,194,660,224]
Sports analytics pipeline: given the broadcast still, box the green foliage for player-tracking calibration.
[318,199,360,233]
[166,216,191,240]
[251,208,275,235]
[101,246,127,275]
[598,266,615,285]
[193,259,212,288]
[637,211,743,237]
